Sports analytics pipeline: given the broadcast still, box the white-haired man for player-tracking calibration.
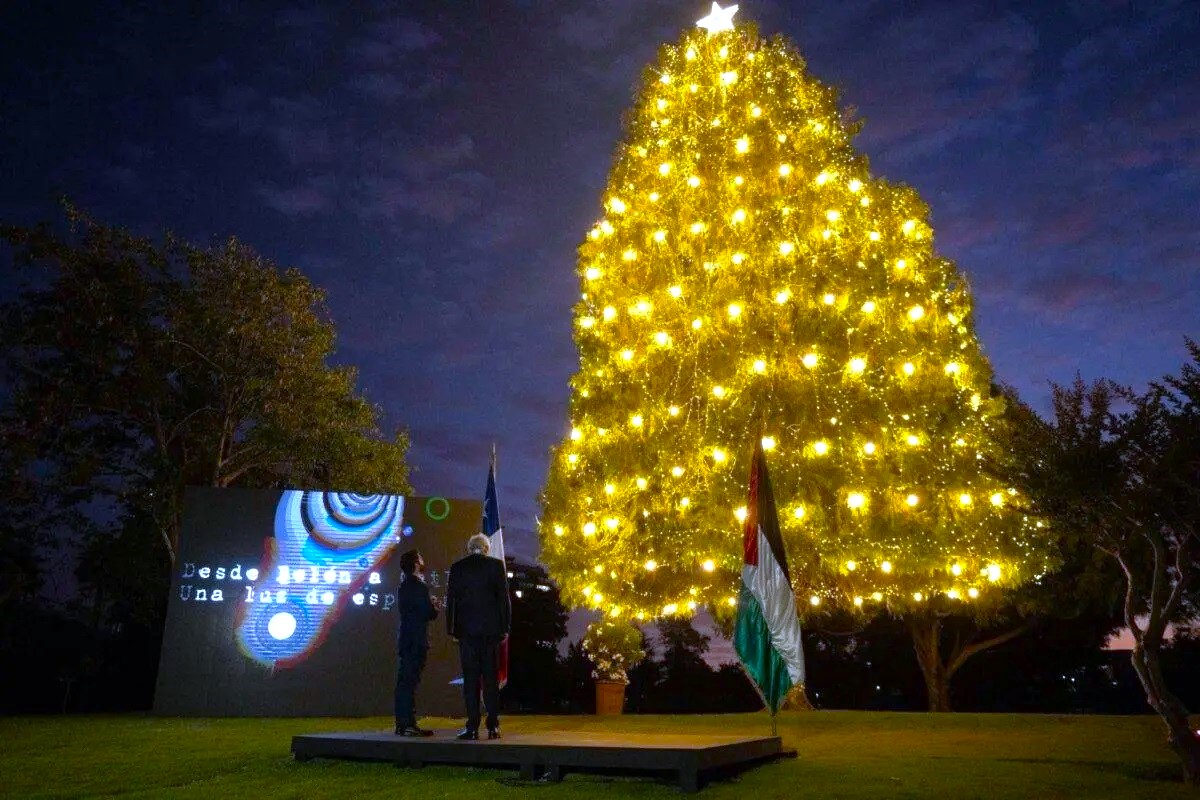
[446,532,511,739]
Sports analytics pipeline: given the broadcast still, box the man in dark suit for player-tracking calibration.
[446,533,511,740]
[394,549,441,737]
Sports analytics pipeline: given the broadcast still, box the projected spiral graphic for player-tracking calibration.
[236,490,405,667]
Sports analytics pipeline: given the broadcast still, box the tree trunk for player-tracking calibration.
[906,613,1031,713]
[907,614,952,712]
[1130,640,1200,784]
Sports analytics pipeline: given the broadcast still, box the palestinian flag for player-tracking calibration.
[734,439,806,714]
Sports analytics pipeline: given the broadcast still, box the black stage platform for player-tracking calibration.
[292,728,795,792]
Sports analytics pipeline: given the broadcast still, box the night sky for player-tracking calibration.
[2,0,1197,566]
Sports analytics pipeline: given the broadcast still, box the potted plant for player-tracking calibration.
[582,620,646,715]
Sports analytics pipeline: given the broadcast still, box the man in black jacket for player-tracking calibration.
[446,533,510,740]
[394,549,440,736]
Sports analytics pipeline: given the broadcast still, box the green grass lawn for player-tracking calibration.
[0,712,1192,799]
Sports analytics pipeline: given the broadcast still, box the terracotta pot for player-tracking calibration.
[594,679,626,715]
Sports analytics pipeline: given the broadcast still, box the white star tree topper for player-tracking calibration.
[697,3,739,34]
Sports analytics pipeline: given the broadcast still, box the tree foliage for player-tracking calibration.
[1006,342,1200,784]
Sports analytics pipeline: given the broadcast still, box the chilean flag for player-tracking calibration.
[482,445,509,689]
[734,439,806,713]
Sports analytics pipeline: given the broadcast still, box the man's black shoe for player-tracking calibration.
[400,725,434,737]
[487,728,501,740]
[455,728,479,740]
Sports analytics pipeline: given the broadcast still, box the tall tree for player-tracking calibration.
[1007,347,1200,784]
[1,207,411,628]
[501,560,569,712]
[538,6,1055,708]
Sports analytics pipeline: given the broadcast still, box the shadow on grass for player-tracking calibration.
[996,756,1182,784]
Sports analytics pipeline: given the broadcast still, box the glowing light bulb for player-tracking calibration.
[644,559,657,571]
[959,493,973,506]
[687,175,701,188]
[660,73,671,84]
[567,453,579,465]
[621,349,634,361]
[634,299,652,315]
[585,267,602,280]
[902,362,915,376]
[903,219,917,234]
[711,447,727,463]
[750,105,761,118]
[583,522,596,536]
[881,561,893,574]
[656,98,668,111]
[553,524,564,536]
[779,241,795,255]
[686,47,697,60]
[810,596,821,607]
[848,179,863,192]
[702,559,716,572]
[863,441,877,455]
[849,357,867,374]
[734,175,744,186]
[868,231,881,242]
[579,316,595,329]
[761,436,776,450]
[906,434,920,446]
[712,385,726,398]
[802,352,819,369]
[654,230,668,243]
[630,413,643,427]
[913,592,924,602]
[659,162,672,176]
[570,427,582,441]
[731,208,746,223]
[825,209,841,222]
[731,252,746,264]
[668,285,682,298]
[721,70,737,85]
[793,506,806,519]
[990,492,1004,507]
[779,163,792,177]
[690,221,706,234]
[872,591,884,601]
[946,362,962,375]
[951,563,963,576]
[906,494,919,507]
[663,603,678,614]
[846,560,857,571]
[654,331,670,346]
[605,517,619,530]
[853,596,864,607]
[602,306,617,321]
[823,293,836,305]
[896,259,907,270]
[623,248,637,261]
[608,197,626,214]
[948,589,961,600]
[847,492,866,509]
[862,300,876,313]
[671,466,684,477]
[908,305,925,321]
[636,477,648,490]
[816,171,832,185]
[752,358,766,373]
[813,440,829,456]
[735,137,750,153]
[680,496,690,508]
[604,483,615,496]
[668,405,680,416]
[968,587,980,598]
[775,289,792,304]
[734,506,748,522]
[648,191,660,201]
[727,303,743,319]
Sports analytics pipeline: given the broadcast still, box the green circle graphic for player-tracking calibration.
[424,496,451,521]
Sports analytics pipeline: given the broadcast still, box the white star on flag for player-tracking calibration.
[697,2,739,34]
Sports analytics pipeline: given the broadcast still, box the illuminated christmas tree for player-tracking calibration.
[540,4,1054,678]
